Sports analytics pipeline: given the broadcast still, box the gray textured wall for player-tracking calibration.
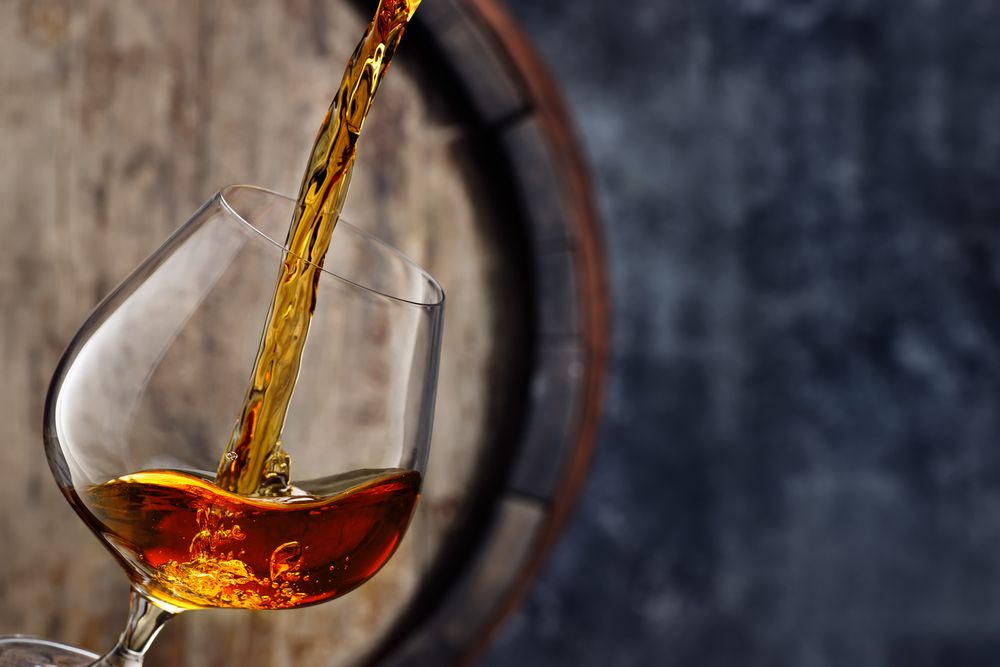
[483,2,1000,666]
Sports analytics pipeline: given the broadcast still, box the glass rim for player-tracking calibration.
[218,184,445,308]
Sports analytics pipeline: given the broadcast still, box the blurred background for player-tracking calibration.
[4,1,1000,666]
[485,1,1000,666]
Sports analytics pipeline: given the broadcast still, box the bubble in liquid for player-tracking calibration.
[269,541,303,582]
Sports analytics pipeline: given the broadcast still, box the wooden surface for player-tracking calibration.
[0,1,525,664]
[0,1,607,665]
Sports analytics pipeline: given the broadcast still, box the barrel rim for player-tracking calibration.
[456,0,610,663]
[343,0,611,663]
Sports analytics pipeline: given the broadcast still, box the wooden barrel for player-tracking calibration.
[0,1,607,665]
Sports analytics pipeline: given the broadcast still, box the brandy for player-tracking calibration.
[77,468,420,611]
[217,0,422,496]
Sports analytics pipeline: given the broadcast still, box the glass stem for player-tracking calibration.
[91,588,175,667]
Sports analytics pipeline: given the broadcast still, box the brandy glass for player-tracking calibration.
[0,185,444,666]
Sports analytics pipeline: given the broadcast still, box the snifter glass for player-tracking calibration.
[0,185,444,666]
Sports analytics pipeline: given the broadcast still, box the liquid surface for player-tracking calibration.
[80,468,420,610]
[216,0,422,496]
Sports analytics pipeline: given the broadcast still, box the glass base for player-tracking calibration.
[0,636,98,667]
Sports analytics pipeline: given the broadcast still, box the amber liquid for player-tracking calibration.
[216,0,422,496]
[80,468,420,610]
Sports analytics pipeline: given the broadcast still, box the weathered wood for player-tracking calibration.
[0,0,607,665]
